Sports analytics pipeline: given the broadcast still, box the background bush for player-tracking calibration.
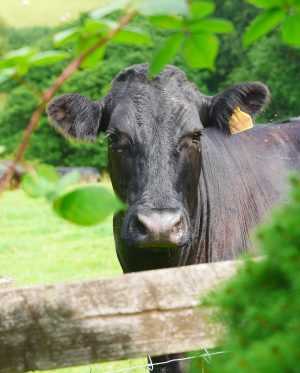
[199,175,300,373]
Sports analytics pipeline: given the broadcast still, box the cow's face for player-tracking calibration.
[48,64,269,254]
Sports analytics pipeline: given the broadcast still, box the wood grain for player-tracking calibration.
[0,260,239,372]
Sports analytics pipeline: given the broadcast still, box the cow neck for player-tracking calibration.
[191,128,267,264]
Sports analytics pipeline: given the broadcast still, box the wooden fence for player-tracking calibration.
[0,259,240,373]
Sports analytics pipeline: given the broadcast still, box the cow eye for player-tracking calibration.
[107,133,118,144]
[176,131,202,153]
[105,131,130,153]
[191,132,202,144]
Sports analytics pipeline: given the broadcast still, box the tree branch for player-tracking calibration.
[0,10,137,193]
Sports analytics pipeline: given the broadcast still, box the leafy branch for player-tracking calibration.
[0,8,138,193]
[244,0,300,46]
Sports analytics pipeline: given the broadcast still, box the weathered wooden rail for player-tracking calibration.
[0,260,240,373]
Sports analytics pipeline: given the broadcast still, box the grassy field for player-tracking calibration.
[0,0,108,28]
[0,189,146,372]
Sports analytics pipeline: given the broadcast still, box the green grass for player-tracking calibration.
[0,189,122,286]
[0,0,108,28]
[0,188,146,372]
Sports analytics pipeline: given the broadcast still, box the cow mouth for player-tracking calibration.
[139,244,189,253]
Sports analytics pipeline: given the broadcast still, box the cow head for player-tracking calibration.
[48,64,269,270]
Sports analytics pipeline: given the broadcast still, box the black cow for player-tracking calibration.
[48,64,300,372]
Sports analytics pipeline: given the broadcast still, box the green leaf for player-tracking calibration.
[189,18,234,33]
[55,171,82,195]
[281,13,300,46]
[243,8,285,46]
[183,32,219,70]
[28,51,69,67]
[53,27,79,46]
[137,0,188,16]
[21,173,54,199]
[81,45,106,69]
[53,184,124,226]
[91,19,152,46]
[150,32,184,76]
[247,0,283,8]
[0,67,17,84]
[0,47,34,61]
[36,164,60,183]
[90,18,117,29]
[22,165,81,201]
[293,1,300,13]
[113,27,152,45]
[189,1,215,18]
[149,15,183,30]
[81,20,108,37]
[74,35,106,68]
[90,0,134,20]
[0,47,35,69]
[0,145,6,155]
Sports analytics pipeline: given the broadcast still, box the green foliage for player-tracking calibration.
[150,32,184,76]
[148,0,234,72]
[0,86,39,150]
[243,0,300,46]
[243,8,285,46]
[0,46,70,82]
[89,0,134,20]
[183,33,219,69]
[53,184,124,226]
[189,1,215,18]
[0,0,233,91]
[53,27,79,46]
[3,26,52,50]
[223,33,300,122]
[21,163,123,225]
[137,0,188,16]
[22,164,80,200]
[200,175,300,373]
[281,12,300,46]
[0,145,6,155]
[0,17,9,55]
[0,67,16,84]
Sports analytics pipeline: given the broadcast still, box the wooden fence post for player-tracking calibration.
[0,260,239,373]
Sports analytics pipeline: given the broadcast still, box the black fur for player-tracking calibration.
[47,93,104,140]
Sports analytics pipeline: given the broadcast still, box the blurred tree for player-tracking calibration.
[0,17,9,55]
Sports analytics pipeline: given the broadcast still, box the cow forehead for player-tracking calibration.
[108,92,201,141]
[108,80,201,135]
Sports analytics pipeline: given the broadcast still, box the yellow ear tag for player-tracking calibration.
[228,106,253,134]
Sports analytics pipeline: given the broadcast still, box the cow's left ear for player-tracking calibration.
[203,82,270,134]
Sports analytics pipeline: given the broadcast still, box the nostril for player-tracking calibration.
[136,216,147,236]
[171,217,183,235]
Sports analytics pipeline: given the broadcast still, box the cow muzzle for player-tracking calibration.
[124,208,190,250]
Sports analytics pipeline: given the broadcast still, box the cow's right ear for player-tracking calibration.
[47,94,106,141]
[200,82,270,134]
